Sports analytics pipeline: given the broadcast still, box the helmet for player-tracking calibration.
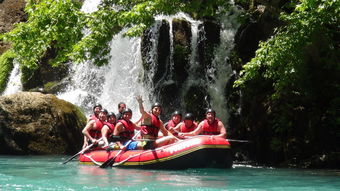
[107,112,116,118]
[184,113,194,121]
[122,108,132,115]
[172,110,182,117]
[205,108,216,116]
[100,109,108,115]
[93,103,102,111]
[151,102,162,109]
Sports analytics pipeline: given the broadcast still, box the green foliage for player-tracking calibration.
[1,0,233,67]
[235,0,339,97]
[0,51,15,92]
[1,0,84,69]
[0,49,15,93]
[235,0,340,163]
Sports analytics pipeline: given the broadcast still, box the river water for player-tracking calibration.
[0,156,339,191]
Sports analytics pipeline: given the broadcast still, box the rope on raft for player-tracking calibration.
[84,154,102,166]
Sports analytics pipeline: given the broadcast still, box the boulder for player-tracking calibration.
[0,92,86,155]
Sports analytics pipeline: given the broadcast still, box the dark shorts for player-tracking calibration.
[141,140,156,150]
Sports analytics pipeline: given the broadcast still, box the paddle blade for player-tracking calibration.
[99,157,115,168]
[62,154,80,164]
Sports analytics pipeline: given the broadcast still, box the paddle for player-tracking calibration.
[180,135,250,143]
[62,137,103,164]
[227,139,250,143]
[99,131,140,168]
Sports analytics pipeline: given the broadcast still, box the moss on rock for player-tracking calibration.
[0,92,86,155]
[0,49,15,94]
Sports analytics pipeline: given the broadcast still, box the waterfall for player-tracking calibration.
[207,8,241,124]
[146,11,240,124]
[59,6,241,123]
[58,0,151,120]
[57,32,151,120]
[2,0,241,124]
[2,61,22,96]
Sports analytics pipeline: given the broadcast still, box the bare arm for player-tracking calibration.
[136,95,151,121]
[101,125,110,146]
[179,122,203,137]
[216,121,227,138]
[113,122,125,150]
[169,122,183,133]
[159,122,169,136]
[82,120,97,143]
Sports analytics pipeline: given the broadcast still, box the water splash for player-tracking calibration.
[58,0,151,120]
[2,61,22,96]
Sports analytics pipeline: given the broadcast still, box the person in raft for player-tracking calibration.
[113,108,141,150]
[169,113,198,137]
[115,102,126,120]
[101,112,116,148]
[177,109,227,139]
[136,95,177,149]
[87,103,102,122]
[82,109,108,149]
[164,110,182,130]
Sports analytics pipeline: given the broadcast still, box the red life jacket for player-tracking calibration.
[141,114,161,137]
[166,120,178,130]
[180,121,198,133]
[104,122,115,138]
[118,119,134,140]
[201,118,220,135]
[89,119,104,139]
[89,114,98,121]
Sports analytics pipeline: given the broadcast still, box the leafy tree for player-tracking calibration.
[1,0,84,69]
[235,0,340,165]
[1,0,232,68]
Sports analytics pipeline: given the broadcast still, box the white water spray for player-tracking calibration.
[207,7,241,124]
[2,61,22,96]
[58,0,151,120]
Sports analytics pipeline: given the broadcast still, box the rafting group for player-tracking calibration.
[81,95,227,153]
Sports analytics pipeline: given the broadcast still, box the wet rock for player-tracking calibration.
[0,92,86,155]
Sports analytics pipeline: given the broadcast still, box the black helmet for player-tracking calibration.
[184,113,194,121]
[107,112,116,118]
[93,104,102,111]
[172,110,182,117]
[122,108,132,115]
[205,108,216,116]
[151,102,162,109]
[100,109,108,115]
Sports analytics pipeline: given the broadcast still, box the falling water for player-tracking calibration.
[58,0,151,120]
[2,61,22,96]
[149,11,241,124]
[207,7,241,124]
[2,0,241,124]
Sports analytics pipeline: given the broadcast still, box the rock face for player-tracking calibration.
[0,0,27,54]
[141,18,221,119]
[0,92,86,155]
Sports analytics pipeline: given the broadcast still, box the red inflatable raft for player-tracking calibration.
[79,136,232,169]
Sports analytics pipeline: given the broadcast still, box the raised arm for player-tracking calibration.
[136,95,151,120]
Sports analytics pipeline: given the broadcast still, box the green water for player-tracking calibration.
[0,156,339,191]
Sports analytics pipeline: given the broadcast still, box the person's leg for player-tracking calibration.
[155,136,177,147]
